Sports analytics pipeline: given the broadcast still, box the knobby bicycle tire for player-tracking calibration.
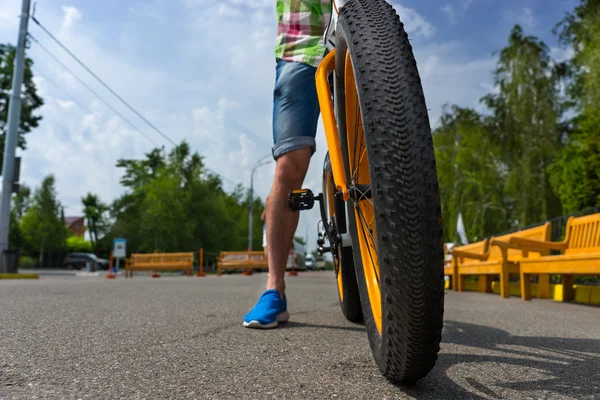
[323,153,363,323]
[333,0,445,384]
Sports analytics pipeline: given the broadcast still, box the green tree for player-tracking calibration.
[549,127,600,212]
[555,0,600,111]
[294,236,306,246]
[8,184,31,249]
[549,0,600,211]
[12,184,31,219]
[433,105,507,242]
[81,193,109,251]
[9,210,23,250]
[138,173,194,252]
[0,44,44,167]
[109,141,266,263]
[66,235,92,253]
[481,25,564,226]
[20,175,67,266]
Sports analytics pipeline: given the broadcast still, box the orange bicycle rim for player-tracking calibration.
[344,50,381,334]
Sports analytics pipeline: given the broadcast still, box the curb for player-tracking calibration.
[76,271,101,277]
[0,273,39,280]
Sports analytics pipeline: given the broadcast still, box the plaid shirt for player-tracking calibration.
[274,0,332,68]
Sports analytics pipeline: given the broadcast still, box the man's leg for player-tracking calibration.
[265,148,312,297]
[262,224,268,261]
[243,60,320,329]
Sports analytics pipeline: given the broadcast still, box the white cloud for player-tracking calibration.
[550,46,575,63]
[217,3,241,18]
[440,0,474,22]
[0,1,20,33]
[517,7,535,30]
[227,0,272,9]
[441,4,456,21]
[393,3,435,38]
[462,0,475,10]
[129,2,165,22]
[61,6,82,31]
[412,41,496,125]
[480,81,500,95]
[183,0,271,10]
[56,99,75,109]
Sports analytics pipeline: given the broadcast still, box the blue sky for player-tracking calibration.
[0,0,578,250]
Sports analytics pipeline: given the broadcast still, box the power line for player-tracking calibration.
[30,63,139,148]
[27,33,159,147]
[33,62,239,186]
[30,14,177,146]
[28,16,240,187]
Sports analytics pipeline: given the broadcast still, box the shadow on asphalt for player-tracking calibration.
[279,321,366,333]
[403,320,600,399]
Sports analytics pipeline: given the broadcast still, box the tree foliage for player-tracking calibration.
[81,193,109,251]
[0,43,44,168]
[481,25,564,227]
[66,235,93,253]
[433,105,507,242]
[9,184,31,249]
[19,176,68,264]
[433,20,600,241]
[548,0,600,212]
[108,141,265,262]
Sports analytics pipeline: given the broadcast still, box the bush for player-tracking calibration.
[19,256,37,269]
[67,235,92,253]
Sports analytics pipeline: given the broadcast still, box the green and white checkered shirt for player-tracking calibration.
[274,0,332,68]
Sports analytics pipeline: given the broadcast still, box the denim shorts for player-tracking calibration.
[272,60,321,159]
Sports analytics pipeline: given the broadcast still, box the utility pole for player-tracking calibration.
[0,0,31,256]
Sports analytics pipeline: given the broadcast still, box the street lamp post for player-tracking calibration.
[248,155,272,252]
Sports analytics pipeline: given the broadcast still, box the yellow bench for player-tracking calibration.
[446,239,488,291]
[217,251,268,276]
[125,252,194,278]
[511,213,600,302]
[455,223,552,298]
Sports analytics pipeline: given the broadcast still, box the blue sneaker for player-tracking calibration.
[243,289,289,329]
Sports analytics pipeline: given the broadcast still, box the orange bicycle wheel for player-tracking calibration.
[333,0,445,384]
[322,153,363,323]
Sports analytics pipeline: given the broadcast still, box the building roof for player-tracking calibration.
[65,216,84,226]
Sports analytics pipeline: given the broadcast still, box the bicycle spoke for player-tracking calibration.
[357,203,377,254]
[356,203,379,283]
[352,100,360,180]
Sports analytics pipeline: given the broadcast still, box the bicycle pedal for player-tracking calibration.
[288,189,315,211]
[317,246,331,255]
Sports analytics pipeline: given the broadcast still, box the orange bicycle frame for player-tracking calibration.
[315,49,349,201]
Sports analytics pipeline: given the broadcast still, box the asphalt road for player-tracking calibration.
[1,272,599,400]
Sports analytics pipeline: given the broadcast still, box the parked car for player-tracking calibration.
[305,254,316,270]
[63,252,110,270]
